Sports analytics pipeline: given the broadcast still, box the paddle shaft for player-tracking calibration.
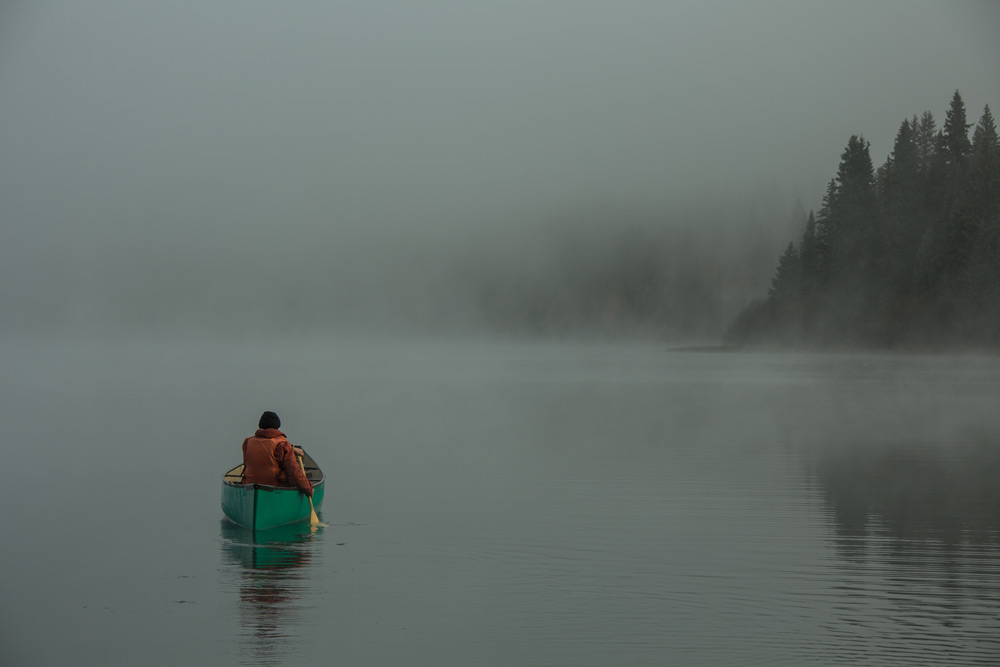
[297,455,321,525]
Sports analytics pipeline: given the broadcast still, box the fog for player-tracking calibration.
[2,1,999,340]
[5,8,1000,663]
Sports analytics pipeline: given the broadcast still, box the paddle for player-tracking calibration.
[298,455,322,528]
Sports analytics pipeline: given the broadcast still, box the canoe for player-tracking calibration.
[221,450,326,530]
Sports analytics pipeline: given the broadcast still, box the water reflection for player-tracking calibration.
[219,520,320,666]
[811,435,1000,665]
[815,435,1000,548]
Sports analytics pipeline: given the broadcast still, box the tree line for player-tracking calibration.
[726,91,1000,348]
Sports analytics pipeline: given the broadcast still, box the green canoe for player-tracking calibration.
[221,450,326,530]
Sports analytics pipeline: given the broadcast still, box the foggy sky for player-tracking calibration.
[2,1,999,336]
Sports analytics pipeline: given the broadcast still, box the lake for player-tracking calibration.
[2,337,999,666]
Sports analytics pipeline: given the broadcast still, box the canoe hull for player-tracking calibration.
[220,451,326,530]
[221,481,325,530]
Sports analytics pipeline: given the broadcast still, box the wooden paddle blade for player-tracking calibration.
[299,454,325,528]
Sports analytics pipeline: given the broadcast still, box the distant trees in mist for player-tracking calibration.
[727,91,1000,348]
[452,207,789,340]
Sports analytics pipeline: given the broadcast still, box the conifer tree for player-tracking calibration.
[797,211,821,332]
[768,242,801,334]
[883,119,920,212]
[936,90,975,228]
[798,211,819,292]
[967,105,1000,219]
[914,111,939,177]
[971,104,999,150]
[814,179,836,285]
[918,123,949,223]
[828,135,880,297]
[943,90,973,170]
[932,93,980,311]
[880,118,925,294]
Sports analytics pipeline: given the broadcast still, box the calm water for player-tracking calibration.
[2,337,999,666]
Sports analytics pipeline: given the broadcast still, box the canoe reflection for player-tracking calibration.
[220,520,319,666]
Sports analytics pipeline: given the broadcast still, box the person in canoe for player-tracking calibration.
[241,411,314,497]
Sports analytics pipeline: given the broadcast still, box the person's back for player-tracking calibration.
[241,411,313,497]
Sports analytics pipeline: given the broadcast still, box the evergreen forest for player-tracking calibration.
[726,91,1000,348]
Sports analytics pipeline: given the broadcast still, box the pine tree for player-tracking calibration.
[937,90,975,228]
[925,96,990,341]
[880,118,925,288]
[914,128,952,297]
[829,135,879,283]
[943,90,973,171]
[967,105,1000,219]
[919,123,949,220]
[971,104,999,150]
[874,119,924,342]
[768,242,802,340]
[814,179,836,289]
[797,211,821,332]
[805,136,882,340]
[768,243,801,303]
[914,112,939,175]
[798,211,819,292]
[882,119,920,211]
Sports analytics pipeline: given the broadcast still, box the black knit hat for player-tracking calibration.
[258,411,281,430]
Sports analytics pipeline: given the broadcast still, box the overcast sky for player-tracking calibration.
[2,1,999,334]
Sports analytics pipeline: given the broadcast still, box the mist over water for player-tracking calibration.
[3,3,1000,665]
[2,339,999,666]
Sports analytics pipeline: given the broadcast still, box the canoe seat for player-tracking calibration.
[224,464,245,483]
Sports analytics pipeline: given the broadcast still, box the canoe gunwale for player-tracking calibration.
[222,449,325,485]
[222,479,326,493]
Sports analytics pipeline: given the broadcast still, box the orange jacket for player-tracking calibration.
[241,428,313,496]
